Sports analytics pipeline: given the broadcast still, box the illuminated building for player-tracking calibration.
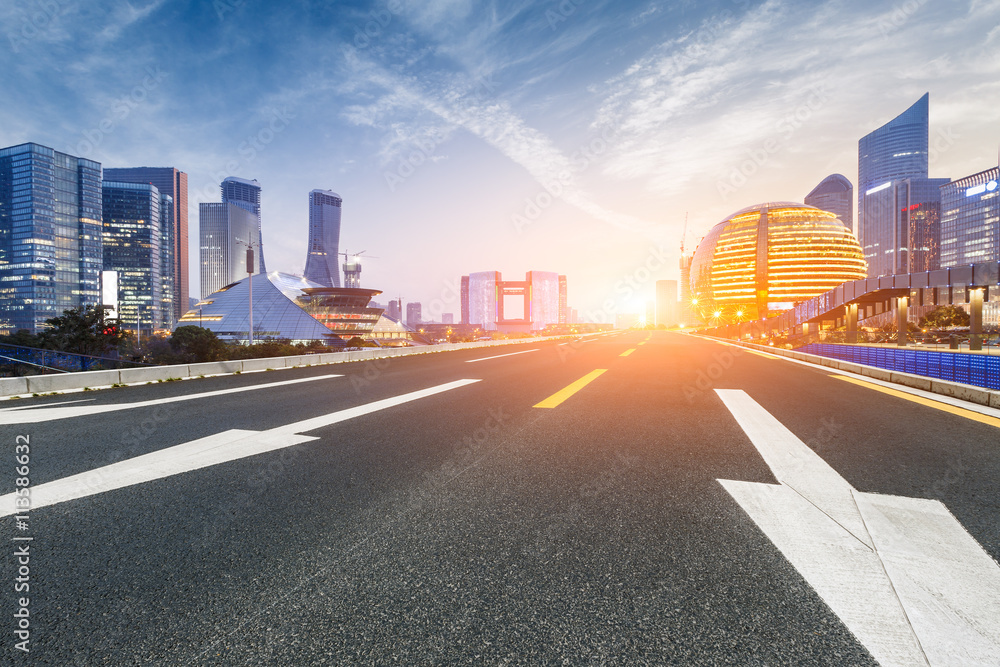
[689,202,867,321]
[176,272,383,344]
[221,177,265,272]
[858,94,949,277]
[805,174,853,231]
[462,271,562,331]
[104,166,189,324]
[303,189,342,287]
[940,165,1000,267]
[0,143,102,334]
[102,181,172,333]
[199,201,261,299]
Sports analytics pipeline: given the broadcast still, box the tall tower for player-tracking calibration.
[0,143,102,334]
[104,166,189,323]
[303,189,342,288]
[221,177,264,272]
[198,202,260,298]
[858,94,948,277]
[805,174,853,231]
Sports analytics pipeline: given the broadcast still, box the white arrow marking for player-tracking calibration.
[716,389,1000,667]
[0,379,480,516]
[0,374,343,424]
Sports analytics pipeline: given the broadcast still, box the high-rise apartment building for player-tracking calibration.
[940,165,1000,267]
[303,189,342,287]
[0,143,102,334]
[199,202,261,298]
[805,174,853,231]
[221,177,265,272]
[104,167,188,324]
[858,94,949,277]
[102,181,169,332]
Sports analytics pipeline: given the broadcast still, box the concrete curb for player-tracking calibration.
[0,336,572,399]
[711,336,1000,409]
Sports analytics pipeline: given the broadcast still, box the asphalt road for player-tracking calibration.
[2,331,999,665]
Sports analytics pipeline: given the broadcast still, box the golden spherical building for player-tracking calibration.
[689,202,867,322]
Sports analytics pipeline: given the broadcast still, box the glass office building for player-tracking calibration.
[104,167,188,324]
[221,176,265,273]
[689,202,867,321]
[940,166,1000,267]
[858,94,949,277]
[102,181,169,332]
[0,143,102,334]
[527,270,561,330]
[805,174,853,231]
[199,201,261,298]
[303,189,342,288]
[467,271,500,330]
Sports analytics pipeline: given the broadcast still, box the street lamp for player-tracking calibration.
[236,240,260,345]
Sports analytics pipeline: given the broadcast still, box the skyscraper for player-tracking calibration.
[101,181,166,332]
[221,177,265,272]
[386,298,402,321]
[104,167,189,324]
[303,189,342,287]
[858,94,949,277]
[805,174,853,231]
[467,271,499,329]
[940,165,1000,267]
[460,275,470,324]
[406,302,422,326]
[199,202,261,298]
[526,270,560,330]
[0,143,102,334]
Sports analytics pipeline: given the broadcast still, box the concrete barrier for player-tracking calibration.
[0,336,577,398]
[120,365,191,384]
[26,369,120,394]
[0,377,29,396]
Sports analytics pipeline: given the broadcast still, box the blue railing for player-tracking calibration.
[800,343,1000,391]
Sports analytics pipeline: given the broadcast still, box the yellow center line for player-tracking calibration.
[834,376,1000,429]
[637,341,647,346]
[533,369,608,409]
[620,348,636,356]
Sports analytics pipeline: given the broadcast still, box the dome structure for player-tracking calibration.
[689,202,867,322]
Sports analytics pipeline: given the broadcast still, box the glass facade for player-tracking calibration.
[689,202,867,321]
[177,272,383,344]
[104,167,188,323]
[199,202,261,298]
[101,181,166,332]
[159,194,174,327]
[468,271,500,330]
[0,143,102,334]
[527,270,560,330]
[940,166,1000,267]
[857,94,949,277]
[303,189,342,287]
[221,177,265,273]
[804,174,853,231]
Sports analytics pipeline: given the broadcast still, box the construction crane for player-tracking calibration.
[340,250,379,288]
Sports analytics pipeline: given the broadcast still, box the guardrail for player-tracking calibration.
[0,336,571,398]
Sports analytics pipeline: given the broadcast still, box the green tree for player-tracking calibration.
[37,305,124,357]
[919,305,970,328]
[170,326,227,362]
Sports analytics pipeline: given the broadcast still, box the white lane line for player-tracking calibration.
[464,349,539,363]
[0,398,95,411]
[0,374,343,425]
[716,389,1000,667]
[0,379,480,517]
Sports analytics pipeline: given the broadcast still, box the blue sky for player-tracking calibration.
[3,0,999,320]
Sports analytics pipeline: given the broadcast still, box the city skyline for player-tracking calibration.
[2,1,999,317]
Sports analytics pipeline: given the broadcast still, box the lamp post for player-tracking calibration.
[237,240,259,345]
